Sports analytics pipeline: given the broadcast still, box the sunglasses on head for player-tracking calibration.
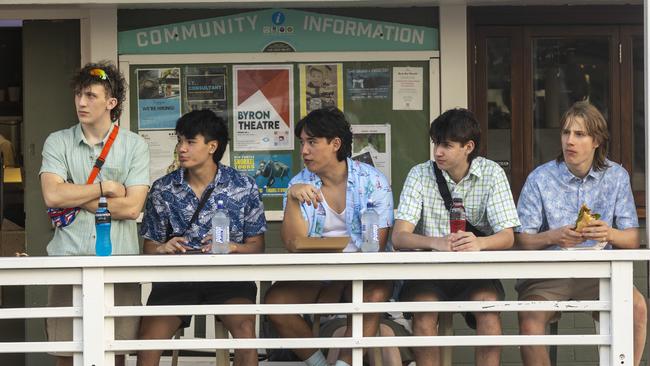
[88,68,114,96]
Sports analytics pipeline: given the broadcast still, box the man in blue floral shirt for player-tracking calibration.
[515,101,646,366]
[138,110,266,366]
[265,108,393,366]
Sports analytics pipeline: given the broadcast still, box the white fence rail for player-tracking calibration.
[0,250,647,366]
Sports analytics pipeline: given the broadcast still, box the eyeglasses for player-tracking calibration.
[89,68,114,96]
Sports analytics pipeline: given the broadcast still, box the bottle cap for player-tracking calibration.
[217,199,224,209]
[367,198,374,208]
[452,197,463,203]
[98,196,108,207]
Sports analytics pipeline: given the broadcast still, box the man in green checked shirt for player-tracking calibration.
[392,108,520,366]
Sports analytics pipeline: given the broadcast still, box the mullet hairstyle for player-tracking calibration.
[175,109,229,164]
[295,107,352,162]
[429,108,481,162]
[71,61,127,122]
[556,101,610,171]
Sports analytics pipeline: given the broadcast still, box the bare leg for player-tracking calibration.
[220,297,259,366]
[470,289,501,366]
[136,316,183,366]
[337,281,392,365]
[408,290,441,366]
[632,288,647,366]
[518,295,555,366]
[264,281,326,361]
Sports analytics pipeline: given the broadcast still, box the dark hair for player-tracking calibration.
[429,108,481,162]
[71,61,126,122]
[175,109,229,164]
[556,101,610,171]
[295,107,352,161]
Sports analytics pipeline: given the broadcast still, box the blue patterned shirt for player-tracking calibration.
[516,159,638,249]
[283,158,394,251]
[140,164,266,246]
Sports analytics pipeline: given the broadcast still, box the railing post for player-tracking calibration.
[609,261,634,366]
[352,280,363,366]
[599,276,611,366]
[82,268,106,366]
[104,283,116,365]
[73,284,83,366]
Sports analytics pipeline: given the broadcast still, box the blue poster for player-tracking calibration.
[233,153,292,196]
[137,68,182,129]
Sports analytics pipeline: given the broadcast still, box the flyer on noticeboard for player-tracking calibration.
[185,70,228,120]
[299,63,344,117]
[137,68,182,129]
[232,153,292,197]
[351,124,391,183]
[233,65,293,151]
[392,66,423,111]
[346,67,391,100]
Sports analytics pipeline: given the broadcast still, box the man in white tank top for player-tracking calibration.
[265,108,394,366]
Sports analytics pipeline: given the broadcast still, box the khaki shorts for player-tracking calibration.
[46,283,141,356]
[516,278,598,321]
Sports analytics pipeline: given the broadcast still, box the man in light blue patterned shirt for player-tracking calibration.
[265,108,393,366]
[515,101,646,366]
[393,108,519,366]
[40,61,149,366]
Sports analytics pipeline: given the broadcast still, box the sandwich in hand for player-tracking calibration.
[574,203,600,232]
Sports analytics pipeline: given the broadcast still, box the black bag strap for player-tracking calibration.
[431,161,486,237]
[185,186,215,232]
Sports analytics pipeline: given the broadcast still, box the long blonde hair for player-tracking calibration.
[556,101,610,171]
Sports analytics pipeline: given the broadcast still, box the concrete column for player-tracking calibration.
[439,4,468,111]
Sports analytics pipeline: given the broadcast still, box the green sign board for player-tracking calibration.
[118,8,438,54]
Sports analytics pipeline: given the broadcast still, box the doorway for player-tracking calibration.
[472,22,644,211]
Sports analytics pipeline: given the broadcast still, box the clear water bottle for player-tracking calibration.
[211,200,230,254]
[449,197,466,233]
[313,203,326,237]
[95,196,112,256]
[361,199,380,252]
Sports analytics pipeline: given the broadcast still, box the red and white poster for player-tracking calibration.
[233,65,293,151]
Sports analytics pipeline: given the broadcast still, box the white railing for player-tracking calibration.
[0,250,647,366]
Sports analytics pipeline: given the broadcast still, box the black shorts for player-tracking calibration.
[147,281,257,328]
[400,279,505,329]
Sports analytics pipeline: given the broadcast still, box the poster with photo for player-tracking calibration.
[351,124,391,183]
[232,153,292,196]
[299,63,344,116]
[346,68,390,100]
[185,72,228,119]
[137,68,182,129]
[233,65,293,151]
[392,67,423,110]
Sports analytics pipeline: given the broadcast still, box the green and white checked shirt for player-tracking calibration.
[40,123,150,256]
[396,157,520,237]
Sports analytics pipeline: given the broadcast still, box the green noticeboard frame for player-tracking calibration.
[121,52,438,216]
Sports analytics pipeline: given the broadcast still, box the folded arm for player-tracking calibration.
[392,219,450,251]
[40,172,127,209]
[281,193,309,253]
[80,185,149,220]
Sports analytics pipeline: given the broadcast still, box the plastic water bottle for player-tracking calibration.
[95,196,112,256]
[361,199,380,252]
[449,197,466,233]
[211,200,230,254]
[313,203,326,237]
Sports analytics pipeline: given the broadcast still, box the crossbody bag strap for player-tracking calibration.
[432,160,454,210]
[186,186,215,231]
[86,124,120,184]
[431,160,486,237]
